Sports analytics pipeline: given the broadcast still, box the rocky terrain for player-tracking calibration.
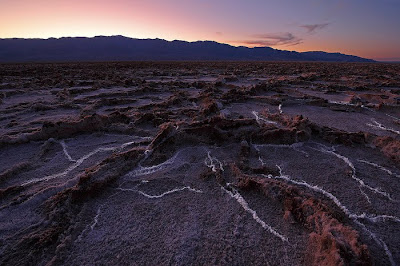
[0,62,399,265]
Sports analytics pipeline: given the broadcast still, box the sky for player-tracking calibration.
[1,0,399,61]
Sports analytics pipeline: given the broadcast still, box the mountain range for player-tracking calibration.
[0,35,374,62]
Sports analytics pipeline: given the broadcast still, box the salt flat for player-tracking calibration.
[0,62,399,265]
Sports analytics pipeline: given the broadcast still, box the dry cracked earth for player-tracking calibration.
[0,62,400,265]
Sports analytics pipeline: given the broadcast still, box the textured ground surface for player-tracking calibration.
[0,62,399,265]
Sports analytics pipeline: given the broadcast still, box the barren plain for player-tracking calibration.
[0,62,399,265]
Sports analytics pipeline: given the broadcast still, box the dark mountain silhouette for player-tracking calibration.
[0,35,374,62]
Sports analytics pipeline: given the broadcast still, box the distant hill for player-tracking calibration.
[0,35,374,62]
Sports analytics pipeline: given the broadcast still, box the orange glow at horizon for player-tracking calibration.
[1,0,399,61]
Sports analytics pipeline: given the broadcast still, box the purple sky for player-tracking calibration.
[1,0,399,60]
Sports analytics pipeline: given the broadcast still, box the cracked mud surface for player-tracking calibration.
[0,62,400,265]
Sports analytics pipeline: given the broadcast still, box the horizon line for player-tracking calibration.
[2,34,398,62]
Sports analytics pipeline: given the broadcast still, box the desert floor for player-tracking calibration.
[0,62,399,265]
